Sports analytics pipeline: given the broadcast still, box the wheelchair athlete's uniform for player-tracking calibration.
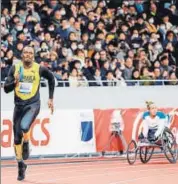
[141,111,166,141]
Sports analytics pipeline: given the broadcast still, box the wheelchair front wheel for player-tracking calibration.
[140,146,154,164]
[127,140,138,165]
[162,128,178,164]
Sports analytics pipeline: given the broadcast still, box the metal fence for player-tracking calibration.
[52,79,178,87]
[1,79,178,87]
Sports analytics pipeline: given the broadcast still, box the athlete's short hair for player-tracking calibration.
[145,101,155,109]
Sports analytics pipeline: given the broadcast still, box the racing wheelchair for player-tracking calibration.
[126,127,177,165]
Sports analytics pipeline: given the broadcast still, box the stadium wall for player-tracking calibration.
[1,86,178,110]
[1,87,178,159]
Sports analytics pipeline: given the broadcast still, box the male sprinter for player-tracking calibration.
[4,46,55,181]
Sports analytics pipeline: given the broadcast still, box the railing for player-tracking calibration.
[1,79,178,87]
[54,79,178,87]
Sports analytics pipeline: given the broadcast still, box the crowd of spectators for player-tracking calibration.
[1,0,178,86]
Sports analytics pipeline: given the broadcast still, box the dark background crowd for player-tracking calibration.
[1,0,178,87]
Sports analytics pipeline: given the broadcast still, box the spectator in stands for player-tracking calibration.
[14,42,24,60]
[123,58,134,81]
[140,66,154,86]
[50,51,59,71]
[102,70,117,86]
[68,68,79,87]
[153,67,164,85]
[131,69,140,86]
[1,61,8,81]
[167,71,178,85]
[93,68,103,86]
[160,56,173,74]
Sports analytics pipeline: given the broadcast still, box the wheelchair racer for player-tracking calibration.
[139,101,167,143]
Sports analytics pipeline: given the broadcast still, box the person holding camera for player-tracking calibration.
[103,109,127,155]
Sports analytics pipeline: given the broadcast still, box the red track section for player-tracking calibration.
[1,156,178,184]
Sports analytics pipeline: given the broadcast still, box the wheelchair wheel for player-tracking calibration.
[162,128,178,164]
[140,146,154,164]
[127,140,138,165]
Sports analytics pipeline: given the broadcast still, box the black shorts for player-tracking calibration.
[139,129,157,141]
[147,129,157,141]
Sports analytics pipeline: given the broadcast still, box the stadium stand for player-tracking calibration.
[1,0,178,86]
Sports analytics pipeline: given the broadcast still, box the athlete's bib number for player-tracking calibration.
[19,82,33,94]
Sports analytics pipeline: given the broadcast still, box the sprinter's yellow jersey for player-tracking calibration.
[14,62,40,101]
[4,62,55,105]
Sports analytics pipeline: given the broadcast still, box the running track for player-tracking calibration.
[1,156,178,184]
